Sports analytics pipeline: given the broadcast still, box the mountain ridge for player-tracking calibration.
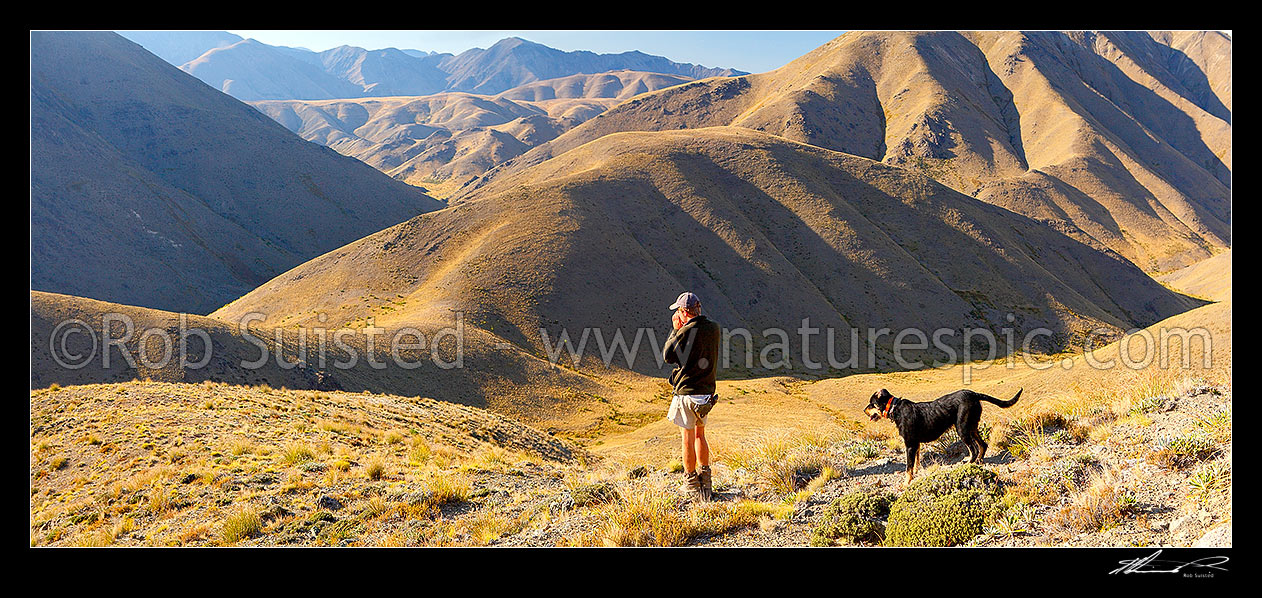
[250,71,694,189]
[213,126,1202,380]
[128,32,747,102]
[460,31,1230,273]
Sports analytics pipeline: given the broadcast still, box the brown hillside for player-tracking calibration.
[1156,250,1231,302]
[30,32,440,314]
[465,31,1230,273]
[31,291,643,431]
[213,127,1200,380]
[251,72,686,189]
[495,70,693,101]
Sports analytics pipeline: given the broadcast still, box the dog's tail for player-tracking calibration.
[980,388,1022,408]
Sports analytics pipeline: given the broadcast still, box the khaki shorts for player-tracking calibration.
[667,394,712,430]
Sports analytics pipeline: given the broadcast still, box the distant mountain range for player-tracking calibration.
[119,32,747,101]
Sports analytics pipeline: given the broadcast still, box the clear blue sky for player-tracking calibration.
[228,30,847,74]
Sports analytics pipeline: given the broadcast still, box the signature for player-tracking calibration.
[1110,550,1229,575]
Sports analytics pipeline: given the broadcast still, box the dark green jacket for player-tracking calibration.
[663,315,721,395]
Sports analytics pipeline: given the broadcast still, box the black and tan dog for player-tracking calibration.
[864,388,1021,483]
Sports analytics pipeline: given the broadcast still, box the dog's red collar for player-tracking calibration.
[881,396,896,418]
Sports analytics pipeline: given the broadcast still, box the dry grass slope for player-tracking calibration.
[30,32,441,314]
[465,31,1230,273]
[214,127,1199,385]
[31,290,652,433]
[251,71,690,190]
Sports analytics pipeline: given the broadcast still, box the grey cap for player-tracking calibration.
[669,291,701,310]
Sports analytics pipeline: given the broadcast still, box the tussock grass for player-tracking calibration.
[1192,408,1231,444]
[722,432,840,495]
[365,455,387,481]
[463,445,516,472]
[840,439,882,466]
[573,487,687,547]
[1045,468,1135,537]
[1188,461,1231,504]
[571,485,775,547]
[463,511,516,545]
[1147,433,1218,470]
[147,483,174,514]
[985,501,1039,540]
[408,437,432,464]
[282,470,314,492]
[426,474,470,506]
[221,507,263,544]
[281,442,315,465]
[458,508,542,546]
[403,473,472,518]
[74,528,116,547]
[792,467,842,504]
[1004,453,1099,505]
[361,495,390,520]
[566,480,622,507]
[690,500,787,537]
[178,522,212,545]
[229,438,255,456]
[995,411,1088,459]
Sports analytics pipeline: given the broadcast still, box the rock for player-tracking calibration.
[251,472,278,486]
[1169,514,1192,534]
[261,504,291,521]
[180,473,197,484]
[1193,522,1231,548]
[627,465,649,479]
[317,495,344,511]
[549,495,576,515]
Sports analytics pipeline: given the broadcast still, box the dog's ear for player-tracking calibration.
[877,388,892,400]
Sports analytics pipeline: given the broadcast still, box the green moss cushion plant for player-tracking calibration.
[885,464,1003,547]
[811,487,895,546]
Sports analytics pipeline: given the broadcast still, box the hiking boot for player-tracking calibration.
[698,466,713,500]
[681,471,702,495]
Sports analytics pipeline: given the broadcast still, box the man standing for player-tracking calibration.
[663,291,721,499]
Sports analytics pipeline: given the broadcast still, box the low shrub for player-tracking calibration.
[811,488,895,546]
[570,481,621,507]
[885,464,1003,547]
